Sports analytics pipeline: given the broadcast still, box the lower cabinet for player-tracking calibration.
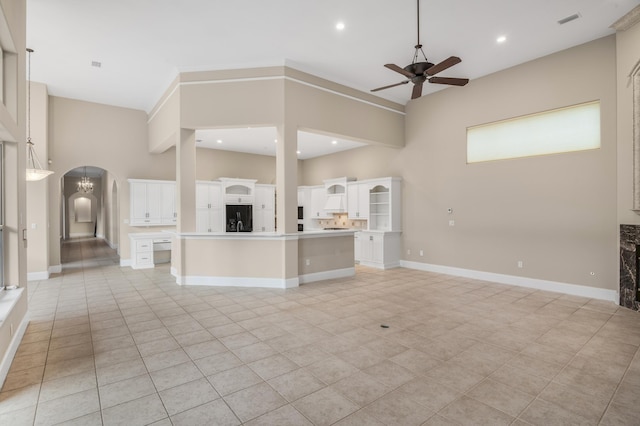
[354,231,401,270]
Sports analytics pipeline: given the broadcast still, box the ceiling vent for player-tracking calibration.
[91,61,102,68]
[558,13,581,25]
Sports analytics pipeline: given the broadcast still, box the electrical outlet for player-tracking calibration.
[517,260,523,268]
[407,249,411,255]
[305,259,311,266]
[449,220,455,226]
[419,250,424,256]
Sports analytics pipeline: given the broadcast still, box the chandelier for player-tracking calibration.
[25,47,54,181]
[77,166,93,193]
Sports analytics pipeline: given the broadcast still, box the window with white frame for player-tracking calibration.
[467,101,601,164]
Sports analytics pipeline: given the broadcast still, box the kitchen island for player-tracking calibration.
[169,229,355,288]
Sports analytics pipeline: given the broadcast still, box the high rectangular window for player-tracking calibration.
[467,101,601,163]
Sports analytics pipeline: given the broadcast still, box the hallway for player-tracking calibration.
[1,238,640,425]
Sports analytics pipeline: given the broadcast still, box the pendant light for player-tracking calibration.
[76,166,93,194]
[25,47,53,181]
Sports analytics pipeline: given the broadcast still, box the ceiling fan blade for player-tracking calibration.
[371,80,410,92]
[428,76,469,86]
[426,56,462,76]
[411,82,423,99]
[384,63,415,78]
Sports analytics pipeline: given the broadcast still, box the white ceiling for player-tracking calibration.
[27,0,639,159]
[195,128,366,160]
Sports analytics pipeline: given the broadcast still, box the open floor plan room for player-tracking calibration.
[0,238,639,425]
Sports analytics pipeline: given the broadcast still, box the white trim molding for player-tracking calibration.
[400,260,618,303]
[120,258,132,267]
[174,274,299,289]
[27,271,49,281]
[299,267,355,284]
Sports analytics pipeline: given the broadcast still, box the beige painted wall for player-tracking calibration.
[298,235,354,275]
[47,97,176,264]
[195,148,277,183]
[26,82,50,275]
[302,36,618,291]
[182,238,285,278]
[616,19,640,226]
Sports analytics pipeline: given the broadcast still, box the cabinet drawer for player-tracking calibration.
[135,252,153,265]
[135,240,153,252]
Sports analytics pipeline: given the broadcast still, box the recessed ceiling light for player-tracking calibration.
[336,22,345,31]
[274,139,278,143]
[296,150,301,155]
[496,35,507,44]
[331,140,338,145]
[216,139,222,144]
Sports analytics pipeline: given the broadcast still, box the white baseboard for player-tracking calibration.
[49,265,62,274]
[176,275,300,289]
[357,260,401,270]
[299,267,356,284]
[96,233,105,239]
[120,258,132,267]
[400,260,618,303]
[27,271,49,281]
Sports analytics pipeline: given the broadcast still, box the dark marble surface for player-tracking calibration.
[620,225,640,311]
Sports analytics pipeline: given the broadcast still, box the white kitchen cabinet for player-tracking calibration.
[130,237,154,269]
[347,182,370,220]
[160,182,177,225]
[129,179,171,226]
[310,186,332,219]
[367,177,402,232]
[254,184,275,232]
[355,231,401,269]
[196,181,222,232]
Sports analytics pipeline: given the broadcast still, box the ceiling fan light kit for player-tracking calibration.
[371,0,469,100]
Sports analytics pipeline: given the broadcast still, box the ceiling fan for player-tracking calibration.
[371,0,469,100]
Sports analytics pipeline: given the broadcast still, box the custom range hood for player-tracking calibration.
[323,177,356,212]
[324,194,345,212]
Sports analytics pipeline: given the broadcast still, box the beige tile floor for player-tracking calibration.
[1,238,639,425]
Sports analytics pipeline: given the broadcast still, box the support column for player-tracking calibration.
[276,124,299,284]
[174,129,196,283]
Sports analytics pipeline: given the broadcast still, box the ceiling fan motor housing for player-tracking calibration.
[405,62,434,77]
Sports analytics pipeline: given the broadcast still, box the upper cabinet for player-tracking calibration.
[196,181,222,232]
[347,182,370,220]
[129,179,176,226]
[221,178,256,205]
[368,177,402,231]
[254,184,276,232]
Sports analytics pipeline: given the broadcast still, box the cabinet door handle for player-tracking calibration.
[369,236,373,241]
[238,197,242,203]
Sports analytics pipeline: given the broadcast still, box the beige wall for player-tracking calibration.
[302,36,618,291]
[616,17,640,226]
[47,97,176,263]
[298,235,355,275]
[26,82,50,276]
[195,148,277,184]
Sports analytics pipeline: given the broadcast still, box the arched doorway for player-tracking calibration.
[59,166,120,268]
